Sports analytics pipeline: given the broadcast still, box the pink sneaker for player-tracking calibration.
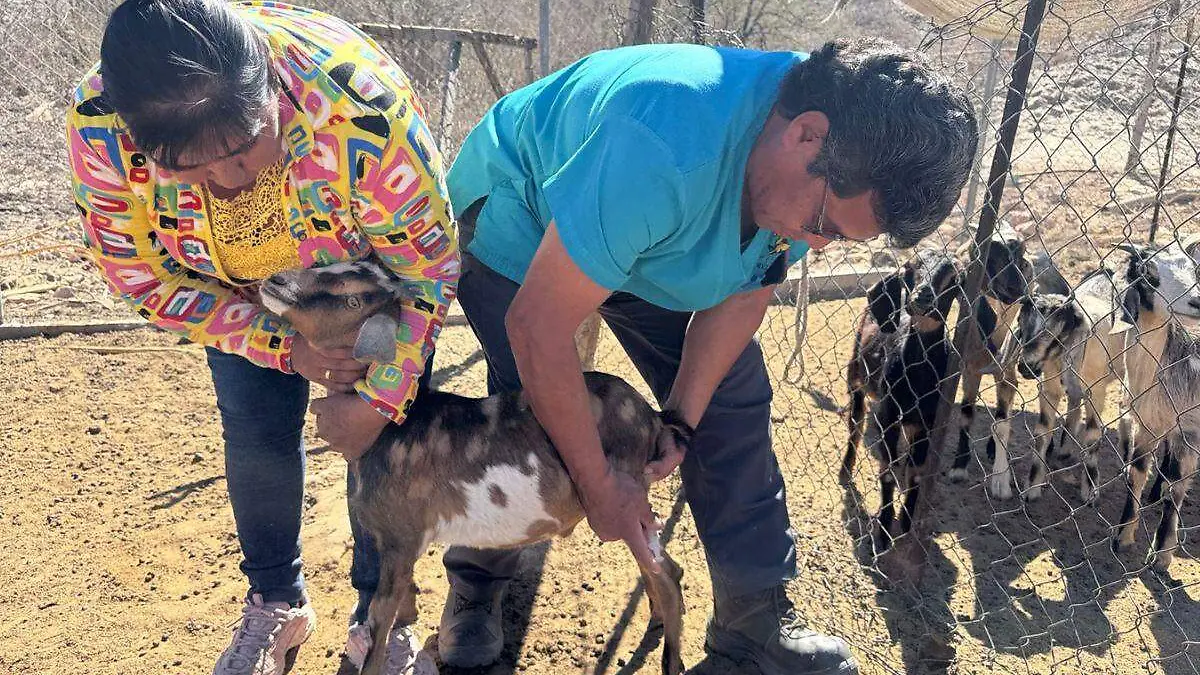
[212,594,315,675]
[342,622,437,674]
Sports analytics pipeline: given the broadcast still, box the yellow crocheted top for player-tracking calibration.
[205,158,299,283]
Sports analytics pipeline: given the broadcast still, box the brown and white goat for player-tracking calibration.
[260,261,691,675]
[1109,242,1200,572]
[843,250,997,551]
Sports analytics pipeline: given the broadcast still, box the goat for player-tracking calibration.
[842,250,997,551]
[948,224,1033,500]
[1009,268,1127,504]
[1109,242,1200,572]
[259,260,691,675]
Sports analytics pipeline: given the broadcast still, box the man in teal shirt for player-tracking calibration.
[439,38,977,674]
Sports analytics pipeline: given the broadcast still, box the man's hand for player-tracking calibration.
[309,393,389,460]
[291,335,367,393]
[644,419,690,483]
[578,468,662,574]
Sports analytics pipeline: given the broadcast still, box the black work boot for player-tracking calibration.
[437,582,505,668]
[705,585,858,675]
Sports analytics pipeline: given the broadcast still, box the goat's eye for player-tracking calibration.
[345,295,362,309]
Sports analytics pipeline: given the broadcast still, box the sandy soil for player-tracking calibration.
[4,303,1200,675]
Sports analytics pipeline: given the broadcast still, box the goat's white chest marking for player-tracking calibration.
[432,454,556,548]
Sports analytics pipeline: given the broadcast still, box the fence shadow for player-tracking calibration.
[934,410,1200,663]
[1142,567,1200,675]
[146,475,224,510]
[841,477,958,675]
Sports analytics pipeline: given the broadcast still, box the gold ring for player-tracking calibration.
[324,369,332,380]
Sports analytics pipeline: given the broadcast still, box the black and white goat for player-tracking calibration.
[1109,242,1200,571]
[948,225,1034,500]
[1009,268,1127,503]
[259,261,691,675]
[842,250,997,550]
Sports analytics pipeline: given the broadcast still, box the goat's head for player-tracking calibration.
[868,249,1000,358]
[1012,293,1082,379]
[1110,242,1200,334]
[260,260,408,362]
[906,249,962,327]
[978,225,1032,305]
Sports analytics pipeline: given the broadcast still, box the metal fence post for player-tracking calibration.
[538,0,550,76]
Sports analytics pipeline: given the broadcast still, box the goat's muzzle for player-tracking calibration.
[1017,360,1041,380]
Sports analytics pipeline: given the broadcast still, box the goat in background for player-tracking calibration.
[1109,241,1200,572]
[842,250,998,551]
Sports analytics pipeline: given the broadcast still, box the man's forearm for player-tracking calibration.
[666,287,773,427]
[508,319,611,489]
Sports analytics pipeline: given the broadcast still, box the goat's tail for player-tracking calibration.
[653,410,697,464]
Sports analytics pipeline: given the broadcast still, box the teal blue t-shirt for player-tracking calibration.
[447,43,810,312]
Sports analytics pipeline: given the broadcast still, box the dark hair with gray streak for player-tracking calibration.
[778,38,978,248]
[99,0,275,171]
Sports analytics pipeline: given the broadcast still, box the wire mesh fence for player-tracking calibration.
[2,0,1200,673]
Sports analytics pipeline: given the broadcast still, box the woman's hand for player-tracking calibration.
[290,335,367,393]
[309,393,389,460]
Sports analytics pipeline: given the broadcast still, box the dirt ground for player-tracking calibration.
[2,2,1199,672]
[4,300,1200,675]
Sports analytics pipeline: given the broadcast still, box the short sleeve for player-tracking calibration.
[541,115,687,290]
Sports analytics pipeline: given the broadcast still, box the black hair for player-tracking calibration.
[778,38,979,248]
[99,0,276,170]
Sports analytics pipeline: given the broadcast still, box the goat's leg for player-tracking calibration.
[897,422,930,540]
[1148,442,1173,506]
[1114,426,1154,554]
[986,373,1018,500]
[949,371,983,482]
[1151,436,1197,572]
[1025,375,1065,502]
[1077,393,1105,505]
[842,387,867,485]
[1056,389,1084,464]
[874,410,903,552]
[640,550,686,675]
[361,541,421,675]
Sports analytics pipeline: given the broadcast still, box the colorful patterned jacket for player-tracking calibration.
[66,1,460,424]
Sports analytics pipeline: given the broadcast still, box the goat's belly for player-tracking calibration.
[432,461,562,549]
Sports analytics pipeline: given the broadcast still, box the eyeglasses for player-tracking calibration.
[805,182,841,242]
[801,182,872,244]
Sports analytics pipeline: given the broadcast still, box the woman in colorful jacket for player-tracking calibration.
[66,1,458,672]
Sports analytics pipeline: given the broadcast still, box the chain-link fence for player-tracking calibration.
[3,0,1200,673]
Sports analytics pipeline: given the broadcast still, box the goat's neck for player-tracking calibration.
[1132,312,1173,357]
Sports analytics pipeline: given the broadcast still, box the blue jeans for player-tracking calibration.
[206,348,380,620]
[445,252,798,602]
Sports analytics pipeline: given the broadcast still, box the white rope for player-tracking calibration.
[783,258,810,384]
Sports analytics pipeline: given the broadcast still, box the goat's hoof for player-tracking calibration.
[947,467,968,483]
[1023,484,1045,503]
[1148,549,1175,573]
[871,525,894,556]
[1112,534,1135,555]
[988,473,1014,500]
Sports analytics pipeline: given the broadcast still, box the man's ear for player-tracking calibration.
[353,313,399,364]
[782,110,831,151]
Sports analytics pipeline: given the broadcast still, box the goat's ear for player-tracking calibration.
[1110,286,1140,335]
[353,313,399,363]
[971,295,1001,357]
[866,271,906,331]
